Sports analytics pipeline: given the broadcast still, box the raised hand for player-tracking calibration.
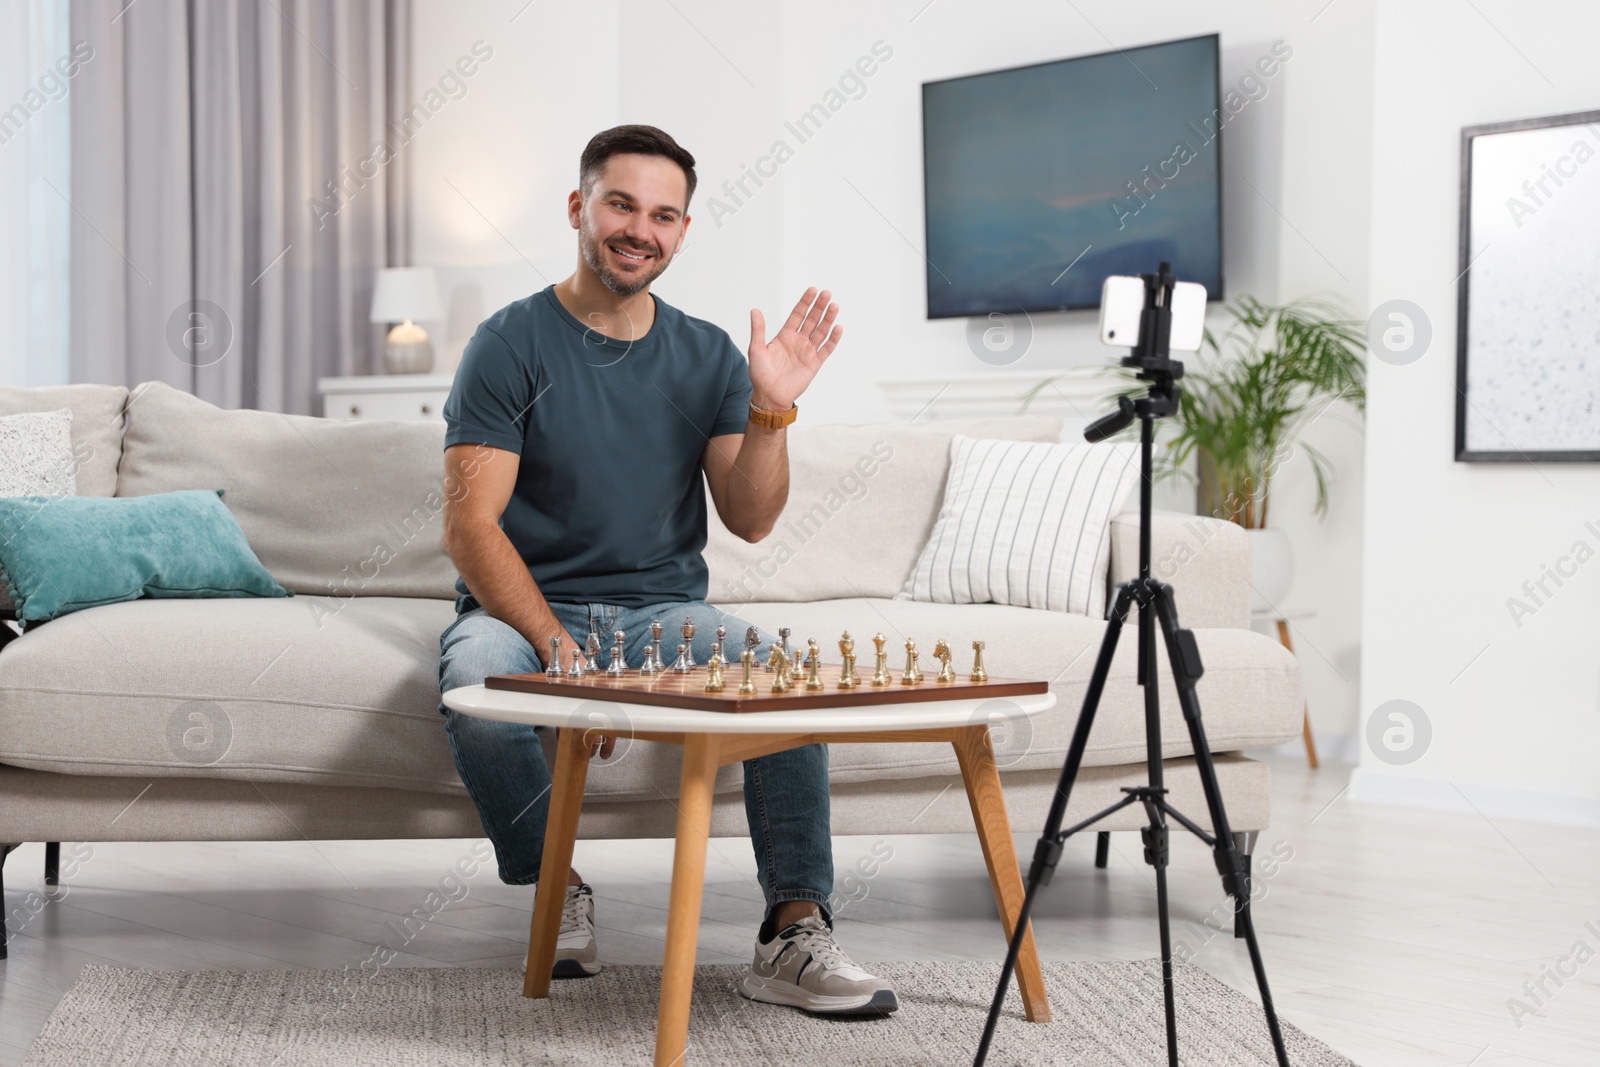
[748,287,842,411]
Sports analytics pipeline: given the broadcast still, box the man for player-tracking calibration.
[437,125,896,1016]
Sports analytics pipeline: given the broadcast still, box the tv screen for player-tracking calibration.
[922,33,1223,319]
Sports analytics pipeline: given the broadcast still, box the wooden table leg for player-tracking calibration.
[654,734,721,1067]
[952,724,1051,1024]
[523,725,592,999]
[1276,619,1320,769]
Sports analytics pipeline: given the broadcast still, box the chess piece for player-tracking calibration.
[934,638,956,683]
[970,639,988,683]
[640,643,657,675]
[680,616,697,669]
[805,638,824,690]
[709,641,724,670]
[567,648,584,679]
[545,635,563,679]
[871,631,890,687]
[901,638,922,685]
[739,648,757,694]
[746,626,768,671]
[715,625,726,663]
[704,653,724,693]
[584,629,604,674]
[672,642,693,673]
[779,627,791,662]
[649,620,665,672]
[837,631,859,689]
[606,630,627,676]
[768,643,792,692]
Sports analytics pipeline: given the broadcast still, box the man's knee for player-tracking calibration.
[440,611,538,689]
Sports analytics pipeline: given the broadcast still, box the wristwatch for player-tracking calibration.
[748,400,798,429]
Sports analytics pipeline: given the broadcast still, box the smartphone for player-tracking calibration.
[1099,276,1207,352]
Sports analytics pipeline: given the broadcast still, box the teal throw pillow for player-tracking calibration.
[0,489,290,626]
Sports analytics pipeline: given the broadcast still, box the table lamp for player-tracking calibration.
[370,267,444,374]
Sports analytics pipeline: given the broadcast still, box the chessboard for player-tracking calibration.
[485,662,1048,714]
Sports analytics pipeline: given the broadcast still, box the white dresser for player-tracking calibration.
[318,374,453,422]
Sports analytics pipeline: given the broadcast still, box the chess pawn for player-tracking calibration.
[709,641,724,670]
[606,641,626,676]
[640,643,657,675]
[649,621,665,671]
[704,654,724,693]
[738,648,757,694]
[970,640,988,683]
[545,635,563,679]
[584,630,604,674]
[901,638,922,685]
[715,625,727,663]
[837,631,859,689]
[672,642,693,673]
[769,644,792,692]
[805,638,824,691]
[934,638,956,683]
[871,631,890,687]
[680,617,697,669]
[779,627,791,661]
[566,648,584,679]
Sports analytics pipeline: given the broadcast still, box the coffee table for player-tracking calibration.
[441,682,1057,1065]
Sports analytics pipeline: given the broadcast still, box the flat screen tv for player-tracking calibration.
[922,33,1223,319]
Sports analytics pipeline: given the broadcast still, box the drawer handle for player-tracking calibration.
[349,404,360,416]
[420,403,432,415]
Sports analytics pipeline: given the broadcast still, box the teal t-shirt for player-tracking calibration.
[443,285,751,611]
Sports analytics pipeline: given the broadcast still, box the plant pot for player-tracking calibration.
[1245,527,1294,615]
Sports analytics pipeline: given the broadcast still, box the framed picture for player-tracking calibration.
[1456,109,1600,462]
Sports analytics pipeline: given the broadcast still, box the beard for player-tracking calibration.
[578,219,672,297]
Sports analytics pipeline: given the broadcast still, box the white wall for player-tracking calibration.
[1355,0,1600,825]
[409,0,1376,743]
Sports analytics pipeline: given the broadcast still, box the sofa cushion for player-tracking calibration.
[0,384,127,498]
[116,381,458,599]
[729,598,1304,783]
[704,416,1063,605]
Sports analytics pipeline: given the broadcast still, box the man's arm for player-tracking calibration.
[441,443,579,666]
[704,287,841,543]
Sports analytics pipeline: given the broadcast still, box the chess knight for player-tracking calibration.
[437,125,897,1014]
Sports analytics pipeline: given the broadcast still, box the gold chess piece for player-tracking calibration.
[768,644,792,692]
[805,638,824,690]
[738,648,756,694]
[837,631,859,689]
[933,638,956,683]
[870,631,890,687]
[704,653,724,692]
[901,638,922,685]
[970,639,988,683]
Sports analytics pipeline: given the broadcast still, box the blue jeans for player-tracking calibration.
[438,599,833,922]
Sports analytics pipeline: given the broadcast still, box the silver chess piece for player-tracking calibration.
[779,626,791,662]
[709,641,725,670]
[606,630,627,675]
[680,617,698,669]
[545,635,563,679]
[672,642,693,673]
[649,621,666,672]
[640,643,657,675]
[585,630,604,674]
[566,648,584,679]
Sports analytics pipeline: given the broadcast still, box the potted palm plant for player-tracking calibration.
[1162,295,1364,609]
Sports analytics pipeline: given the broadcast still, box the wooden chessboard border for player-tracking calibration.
[484,662,1048,714]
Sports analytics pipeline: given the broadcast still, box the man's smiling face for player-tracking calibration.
[575,153,690,297]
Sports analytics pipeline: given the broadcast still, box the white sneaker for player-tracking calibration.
[519,883,600,978]
[738,916,898,1015]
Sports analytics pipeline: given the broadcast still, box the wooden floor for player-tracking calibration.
[1,753,1595,1066]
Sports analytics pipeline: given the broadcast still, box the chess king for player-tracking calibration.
[437,126,896,1015]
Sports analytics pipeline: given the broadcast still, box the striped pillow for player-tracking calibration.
[898,436,1140,618]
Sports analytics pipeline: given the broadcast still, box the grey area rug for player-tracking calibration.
[22,959,1357,1066]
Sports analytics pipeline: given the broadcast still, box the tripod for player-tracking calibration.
[972,263,1290,1067]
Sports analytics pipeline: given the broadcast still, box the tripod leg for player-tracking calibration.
[1149,584,1290,1067]
[1232,831,1257,939]
[1136,800,1179,1067]
[1094,831,1110,869]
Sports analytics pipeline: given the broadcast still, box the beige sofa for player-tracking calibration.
[0,381,1303,952]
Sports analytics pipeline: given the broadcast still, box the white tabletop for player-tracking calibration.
[441,684,1056,734]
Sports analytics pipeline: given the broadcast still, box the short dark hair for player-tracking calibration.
[579,125,697,209]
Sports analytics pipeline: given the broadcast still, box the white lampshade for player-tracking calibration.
[370,267,444,324]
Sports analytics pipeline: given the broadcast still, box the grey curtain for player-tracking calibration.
[69,0,410,414]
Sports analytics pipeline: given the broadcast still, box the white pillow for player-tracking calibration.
[898,435,1140,618]
[0,408,76,617]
